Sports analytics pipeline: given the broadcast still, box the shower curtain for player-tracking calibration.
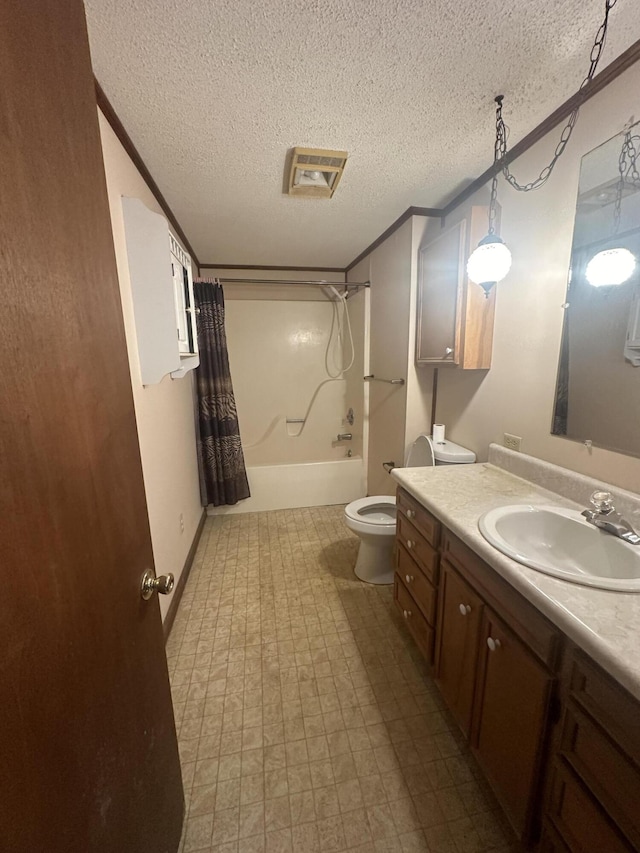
[194,280,250,506]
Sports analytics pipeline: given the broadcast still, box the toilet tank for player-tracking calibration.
[433,439,476,465]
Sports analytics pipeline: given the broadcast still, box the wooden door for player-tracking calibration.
[471,608,553,840]
[435,561,483,735]
[0,3,184,851]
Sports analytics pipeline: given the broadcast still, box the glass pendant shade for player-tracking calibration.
[467,235,512,295]
[585,247,636,287]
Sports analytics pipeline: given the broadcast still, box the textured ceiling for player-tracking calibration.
[83,0,640,268]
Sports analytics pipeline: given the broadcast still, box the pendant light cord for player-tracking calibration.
[495,0,619,195]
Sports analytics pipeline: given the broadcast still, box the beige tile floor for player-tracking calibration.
[167,506,519,853]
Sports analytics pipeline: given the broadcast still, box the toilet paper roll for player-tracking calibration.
[432,423,446,444]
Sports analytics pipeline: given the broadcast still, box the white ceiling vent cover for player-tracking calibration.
[287,147,348,199]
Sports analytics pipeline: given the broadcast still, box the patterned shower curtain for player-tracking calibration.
[194,280,250,506]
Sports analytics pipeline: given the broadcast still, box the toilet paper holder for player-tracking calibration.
[383,461,396,473]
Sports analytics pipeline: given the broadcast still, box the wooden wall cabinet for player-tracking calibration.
[415,206,497,369]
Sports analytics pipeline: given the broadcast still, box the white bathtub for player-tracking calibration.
[207,457,366,515]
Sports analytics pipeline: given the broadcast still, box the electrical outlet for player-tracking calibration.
[179,513,184,534]
[503,433,522,452]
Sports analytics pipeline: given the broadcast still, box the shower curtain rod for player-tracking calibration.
[194,277,369,288]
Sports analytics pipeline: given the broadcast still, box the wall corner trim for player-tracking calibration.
[163,509,207,643]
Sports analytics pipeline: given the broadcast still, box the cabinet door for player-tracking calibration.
[435,561,484,735]
[415,220,465,364]
[472,608,553,839]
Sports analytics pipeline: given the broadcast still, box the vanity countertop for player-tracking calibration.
[392,462,640,701]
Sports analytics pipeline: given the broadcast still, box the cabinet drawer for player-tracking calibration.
[395,545,437,624]
[441,529,560,669]
[396,488,440,548]
[396,514,439,584]
[548,761,633,853]
[567,649,640,765]
[394,575,434,663]
[559,702,640,848]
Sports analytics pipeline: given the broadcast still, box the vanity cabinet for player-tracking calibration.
[394,484,640,851]
[471,607,554,839]
[438,529,558,841]
[435,562,483,735]
[415,206,497,369]
[395,487,561,845]
[394,489,441,665]
[541,646,640,852]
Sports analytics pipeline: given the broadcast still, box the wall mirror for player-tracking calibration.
[552,120,640,458]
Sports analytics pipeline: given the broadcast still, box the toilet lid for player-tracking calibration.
[432,440,476,464]
[405,434,435,467]
[345,496,396,525]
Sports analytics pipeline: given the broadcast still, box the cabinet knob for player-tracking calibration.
[405,574,414,584]
[458,603,471,616]
[406,509,415,520]
[487,637,501,652]
[403,609,412,619]
[406,540,414,550]
[444,346,454,357]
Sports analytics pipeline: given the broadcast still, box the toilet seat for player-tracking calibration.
[344,495,396,527]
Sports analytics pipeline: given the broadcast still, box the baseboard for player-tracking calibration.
[163,509,207,643]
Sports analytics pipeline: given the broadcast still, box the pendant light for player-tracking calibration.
[467,0,619,298]
[585,125,639,287]
[467,96,512,297]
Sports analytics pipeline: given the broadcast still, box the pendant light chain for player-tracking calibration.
[614,127,640,232]
[496,0,619,194]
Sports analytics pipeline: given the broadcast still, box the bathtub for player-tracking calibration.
[207,457,366,514]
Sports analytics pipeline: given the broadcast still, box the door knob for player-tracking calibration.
[141,570,175,600]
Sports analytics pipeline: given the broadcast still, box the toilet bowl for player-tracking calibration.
[344,435,476,584]
[344,496,398,584]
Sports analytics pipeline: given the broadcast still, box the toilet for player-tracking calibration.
[344,435,476,584]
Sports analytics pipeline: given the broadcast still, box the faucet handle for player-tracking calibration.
[590,490,614,514]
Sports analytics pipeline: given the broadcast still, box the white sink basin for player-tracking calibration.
[479,504,640,592]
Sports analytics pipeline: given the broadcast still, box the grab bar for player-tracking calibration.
[364,374,405,385]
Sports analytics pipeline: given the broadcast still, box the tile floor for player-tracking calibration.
[167,506,519,853]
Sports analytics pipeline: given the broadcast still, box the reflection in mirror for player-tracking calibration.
[552,120,640,458]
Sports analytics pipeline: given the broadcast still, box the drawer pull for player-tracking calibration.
[458,603,472,616]
[403,609,412,619]
[406,540,414,550]
[487,637,501,652]
[406,509,415,520]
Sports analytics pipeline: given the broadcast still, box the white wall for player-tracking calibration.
[210,269,364,467]
[348,217,435,496]
[435,60,640,492]
[98,111,203,618]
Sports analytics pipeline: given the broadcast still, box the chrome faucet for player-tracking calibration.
[581,491,640,545]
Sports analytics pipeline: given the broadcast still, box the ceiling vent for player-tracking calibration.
[287,147,348,199]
